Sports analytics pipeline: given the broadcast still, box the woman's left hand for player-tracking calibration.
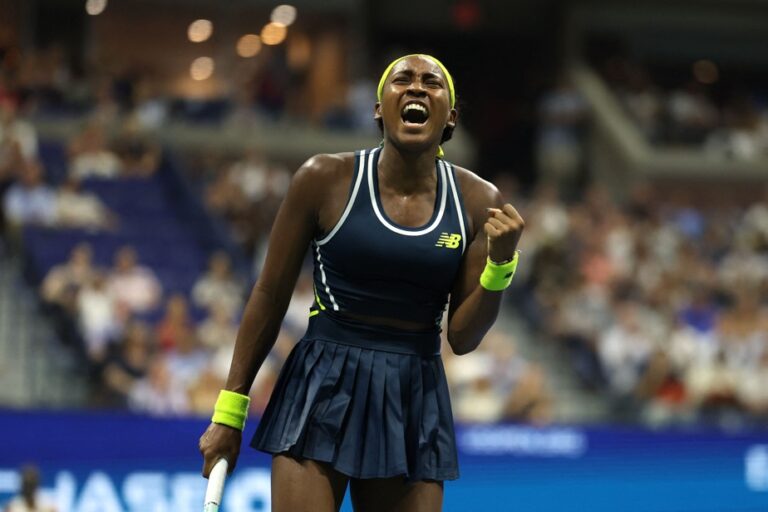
[485,204,525,262]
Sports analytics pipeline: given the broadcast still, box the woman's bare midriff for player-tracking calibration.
[337,311,436,332]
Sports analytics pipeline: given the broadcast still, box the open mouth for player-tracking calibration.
[401,102,429,125]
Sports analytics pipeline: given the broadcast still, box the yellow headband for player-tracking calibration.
[377,54,456,108]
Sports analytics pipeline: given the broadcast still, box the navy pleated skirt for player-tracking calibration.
[251,312,459,482]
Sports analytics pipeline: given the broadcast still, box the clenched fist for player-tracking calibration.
[485,204,524,263]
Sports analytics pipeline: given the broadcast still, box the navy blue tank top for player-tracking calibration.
[310,147,469,327]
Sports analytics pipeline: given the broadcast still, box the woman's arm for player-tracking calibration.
[446,172,524,355]
[199,154,336,476]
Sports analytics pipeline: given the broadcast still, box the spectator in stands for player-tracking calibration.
[449,351,504,423]
[741,188,768,249]
[54,177,117,231]
[113,118,161,177]
[128,358,189,416]
[0,129,23,231]
[197,304,238,350]
[736,351,768,422]
[522,183,569,253]
[635,349,691,426]
[486,330,553,424]
[2,159,56,228]
[677,285,719,337]
[706,95,768,160]
[666,81,719,145]
[0,98,38,162]
[446,329,553,424]
[553,281,612,389]
[68,122,122,180]
[106,246,162,314]
[502,363,553,425]
[187,368,225,416]
[204,162,249,221]
[40,243,96,307]
[100,321,153,408]
[191,251,243,315]
[3,465,56,512]
[129,78,169,131]
[597,300,657,403]
[37,243,98,357]
[718,289,767,370]
[536,76,589,188]
[88,78,121,127]
[684,348,739,424]
[718,238,768,289]
[225,149,270,203]
[155,293,195,352]
[163,327,208,390]
[77,271,120,363]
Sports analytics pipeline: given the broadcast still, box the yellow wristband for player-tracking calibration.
[212,390,250,431]
[479,252,519,291]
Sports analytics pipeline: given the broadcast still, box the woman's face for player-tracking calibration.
[375,56,457,154]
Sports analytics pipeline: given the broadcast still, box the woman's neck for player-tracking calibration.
[377,142,438,194]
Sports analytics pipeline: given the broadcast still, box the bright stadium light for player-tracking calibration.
[261,22,287,46]
[85,0,108,16]
[237,34,262,58]
[188,19,213,43]
[271,5,297,26]
[190,57,214,80]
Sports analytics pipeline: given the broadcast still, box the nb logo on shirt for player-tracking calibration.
[435,232,462,249]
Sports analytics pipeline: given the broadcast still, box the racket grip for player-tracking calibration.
[204,458,229,512]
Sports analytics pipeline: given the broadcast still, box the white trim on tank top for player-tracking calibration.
[367,147,448,236]
[316,149,367,246]
[444,162,467,254]
[314,244,340,311]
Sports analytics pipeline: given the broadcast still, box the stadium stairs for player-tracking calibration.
[0,247,88,408]
[498,302,609,424]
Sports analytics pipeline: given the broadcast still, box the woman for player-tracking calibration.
[199,54,524,512]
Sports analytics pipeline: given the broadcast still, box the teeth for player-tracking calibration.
[402,104,428,115]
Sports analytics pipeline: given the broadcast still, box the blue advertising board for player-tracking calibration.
[0,409,767,511]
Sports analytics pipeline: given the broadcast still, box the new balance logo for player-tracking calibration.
[435,232,462,249]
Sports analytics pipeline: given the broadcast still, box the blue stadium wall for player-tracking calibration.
[0,410,767,511]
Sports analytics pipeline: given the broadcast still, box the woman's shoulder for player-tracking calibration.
[293,152,356,184]
[286,153,358,218]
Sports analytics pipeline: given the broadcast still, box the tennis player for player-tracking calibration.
[199,54,524,512]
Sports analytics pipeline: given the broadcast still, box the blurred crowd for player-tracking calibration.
[195,148,292,266]
[0,96,162,239]
[0,43,377,133]
[40,241,261,418]
[598,57,768,159]
[515,180,768,428]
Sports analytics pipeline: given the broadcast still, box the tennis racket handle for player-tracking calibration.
[204,458,229,512]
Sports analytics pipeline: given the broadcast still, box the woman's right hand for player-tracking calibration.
[199,423,242,477]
